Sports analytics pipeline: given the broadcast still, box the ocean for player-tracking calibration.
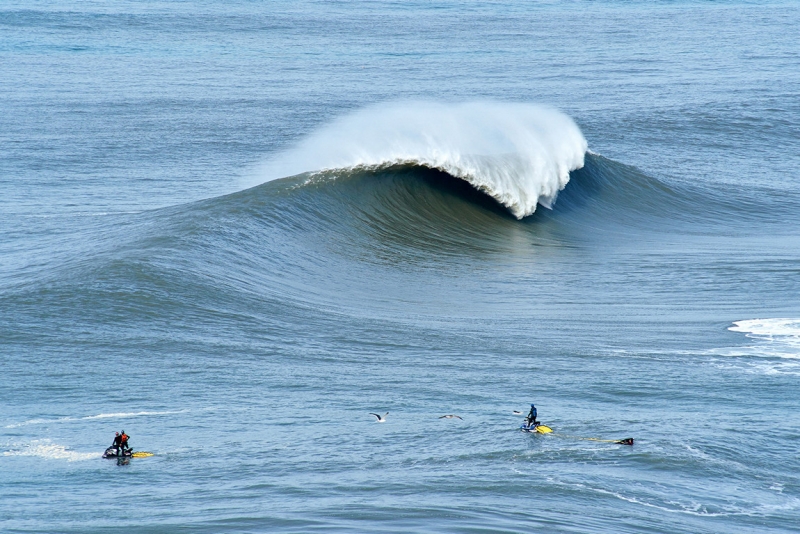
[1,1,799,532]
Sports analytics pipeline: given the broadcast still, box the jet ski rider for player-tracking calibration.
[525,404,538,428]
[120,430,130,454]
[111,432,122,454]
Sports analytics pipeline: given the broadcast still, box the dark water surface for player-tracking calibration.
[2,2,799,533]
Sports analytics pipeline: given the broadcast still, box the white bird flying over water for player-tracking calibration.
[370,412,388,422]
[439,414,463,420]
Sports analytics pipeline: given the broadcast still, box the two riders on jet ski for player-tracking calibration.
[105,430,131,457]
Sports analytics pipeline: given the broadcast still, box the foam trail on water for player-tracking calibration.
[81,410,186,420]
[2,440,98,462]
[258,101,588,218]
[4,410,186,428]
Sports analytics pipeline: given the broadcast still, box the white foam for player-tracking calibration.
[4,417,71,429]
[2,440,98,462]
[81,410,184,420]
[5,410,184,429]
[728,318,800,358]
[548,478,798,517]
[256,101,588,218]
[730,318,800,341]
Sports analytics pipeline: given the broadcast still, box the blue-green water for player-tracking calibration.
[2,2,799,532]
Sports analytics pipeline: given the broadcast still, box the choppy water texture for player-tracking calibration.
[2,2,800,533]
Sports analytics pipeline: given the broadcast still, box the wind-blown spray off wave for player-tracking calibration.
[259,102,588,218]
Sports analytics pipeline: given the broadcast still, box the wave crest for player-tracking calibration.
[258,101,588,218]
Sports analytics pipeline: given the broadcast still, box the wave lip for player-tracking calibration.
[259,101,588,218]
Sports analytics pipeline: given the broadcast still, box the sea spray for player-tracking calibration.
[257,102,588,218]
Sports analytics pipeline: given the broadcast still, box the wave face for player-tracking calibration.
[258,102,588,218]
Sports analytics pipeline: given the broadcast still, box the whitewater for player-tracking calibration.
[258,102,588,218]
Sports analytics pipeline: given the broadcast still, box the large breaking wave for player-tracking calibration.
[257,101,588,218]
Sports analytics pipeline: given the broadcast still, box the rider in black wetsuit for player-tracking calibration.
[525,404,538,427]
[111,432,122,454]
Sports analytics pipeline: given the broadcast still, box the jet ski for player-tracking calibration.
[103,447,131,458]
[520,422,553,433]
[103,447,153,459]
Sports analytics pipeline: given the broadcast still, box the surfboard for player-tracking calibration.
[131,452,154,458]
